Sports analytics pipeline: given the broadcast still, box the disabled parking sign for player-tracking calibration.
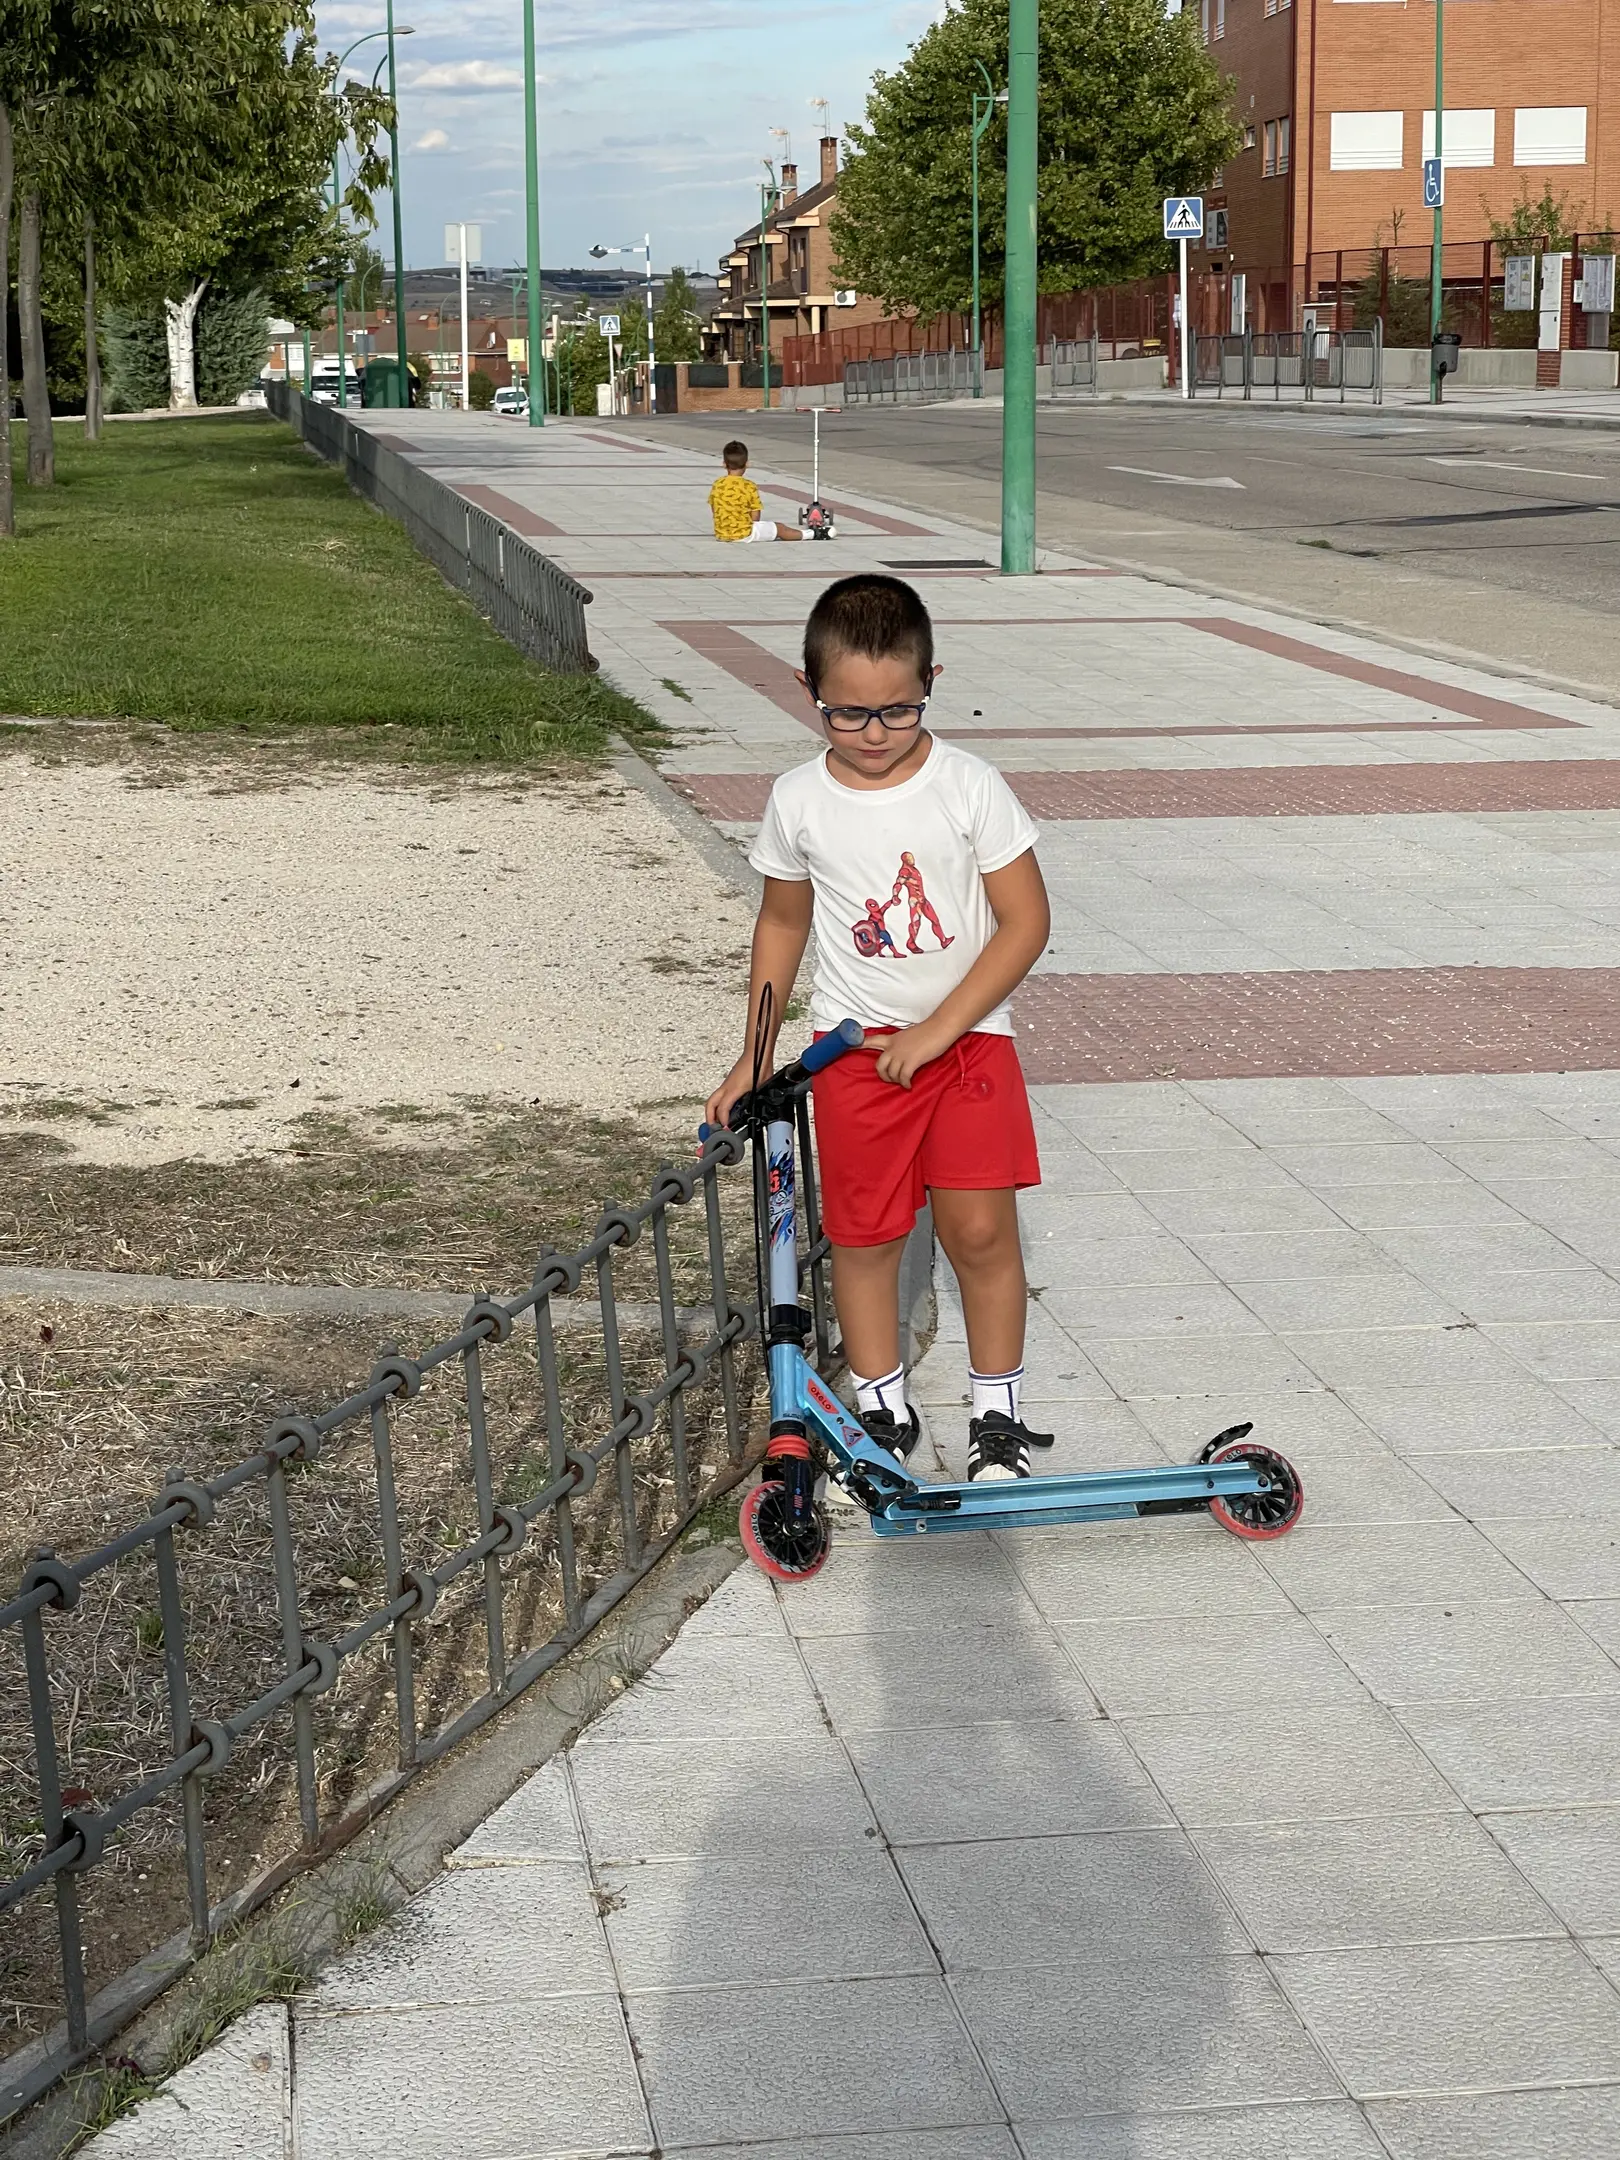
[1422,156,1444,209]
[1163,196,1204,241]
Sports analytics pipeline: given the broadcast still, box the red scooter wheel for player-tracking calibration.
[1206,1440,1305,1541]
[739,1479,832,1582]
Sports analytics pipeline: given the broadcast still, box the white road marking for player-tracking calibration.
[1424,457,1610,481]
[1107,465,1246,489]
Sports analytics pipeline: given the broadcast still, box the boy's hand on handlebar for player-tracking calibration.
[875,1022,950,1090]
[705,1055,760,1134]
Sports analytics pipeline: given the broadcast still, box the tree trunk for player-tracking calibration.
[164,280,208,410]
[18,188,52,487]
[83,209,101,441]
[0,99,14,538]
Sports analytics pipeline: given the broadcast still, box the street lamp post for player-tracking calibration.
[1429,0,1445,405]
[522,0,545,427]
[385,1,410,407]
[329,28,404,409]
[1001,0,1039,574]
[970,64,1005,398]
[590,238,656,413]
[760,164,780,410]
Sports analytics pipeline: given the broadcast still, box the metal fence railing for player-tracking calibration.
[265,383,594,674]
[1192,324,1383,403]
[841,350,980,404]
[1047,336,1099,398]
[0,1120,825,2122]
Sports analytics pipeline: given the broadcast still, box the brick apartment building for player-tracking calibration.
[702,135,887,362]
[1189,0,1620,328]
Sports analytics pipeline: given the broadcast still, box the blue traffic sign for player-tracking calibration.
[1422,156,1444,209]
[1163,196,1204,241]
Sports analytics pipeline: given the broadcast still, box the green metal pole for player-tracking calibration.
[1429,0,1444,403]
[760,173,776,410]
[522,0,545,426]
[385,0,408,405]
[971,63,995,400]
[1001,0,1038,574]
[333,152,347,406]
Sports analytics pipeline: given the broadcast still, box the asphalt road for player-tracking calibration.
[652,400,1620,696]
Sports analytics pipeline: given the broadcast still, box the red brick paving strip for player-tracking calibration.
[454,481,566,538]
[1015,969,1620,1084]
[674,761,1620,827]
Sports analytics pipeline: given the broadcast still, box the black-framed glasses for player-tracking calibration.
[814,697,930,734]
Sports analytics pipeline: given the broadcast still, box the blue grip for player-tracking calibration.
[798,1018,865,1076]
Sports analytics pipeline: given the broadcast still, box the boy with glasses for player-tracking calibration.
[706,574,1053,1482]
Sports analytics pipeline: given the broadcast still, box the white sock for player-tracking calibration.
[970,1364,1024,1424]
[852,1365,907,1418]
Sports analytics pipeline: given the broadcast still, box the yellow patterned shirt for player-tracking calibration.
[709,472,763,541]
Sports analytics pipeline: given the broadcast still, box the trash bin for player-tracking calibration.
[361,359,413,408]
[1431,332,1462,378]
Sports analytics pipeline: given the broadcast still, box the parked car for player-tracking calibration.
[308,359,361,406]
[493,386,529,418]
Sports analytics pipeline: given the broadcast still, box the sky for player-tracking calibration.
[314,1,948,277]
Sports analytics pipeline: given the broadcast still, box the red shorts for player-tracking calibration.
[811,1030,1040,1248]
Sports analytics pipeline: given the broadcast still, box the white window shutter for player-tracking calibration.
[1329,112,1404,171]
[1514,108,1587,166]
[1421,109,1496,168]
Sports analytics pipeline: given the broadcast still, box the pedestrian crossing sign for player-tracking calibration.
[1163,196,1204,240]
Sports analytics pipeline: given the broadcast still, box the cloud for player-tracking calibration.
[413,127,451,151]
[402,59,525,91]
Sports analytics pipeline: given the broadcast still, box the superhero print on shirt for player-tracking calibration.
[848,852,955,959]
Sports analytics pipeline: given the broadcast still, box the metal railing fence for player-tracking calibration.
[1192,324,1383,403]
[1,1120,823,2122]
[841,350,981,404]
[265,383,594,674]
[1047,336,1100,398]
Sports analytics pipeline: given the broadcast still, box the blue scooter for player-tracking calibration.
[706,1018,1304,1582]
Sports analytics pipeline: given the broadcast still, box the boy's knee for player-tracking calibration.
[939,1205,1017,1271]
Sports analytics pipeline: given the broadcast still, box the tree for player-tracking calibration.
[1,92,14,535]
[466,367,495,410]
[830,0,1239,318]
[196,285,271,405]
[101,299,170,411]
[1488,180,1590,252]
[344,239,387,315]
[654,266,703,361]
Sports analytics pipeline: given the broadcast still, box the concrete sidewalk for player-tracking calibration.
[86,414,1620,2158]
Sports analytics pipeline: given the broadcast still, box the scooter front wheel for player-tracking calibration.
[739,1479,832,1582]
[1206,1440,1304,1541]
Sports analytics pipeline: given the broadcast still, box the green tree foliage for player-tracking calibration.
[1488,180,1591,251]
[466,367,495,410]
[830,0,1239,316]
[101,299,170,411]
[654,266,703,361]
[197,285,271,405]
[344,240,388,314]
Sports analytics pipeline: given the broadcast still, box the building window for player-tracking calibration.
[1215,0,1225,35]
[1277,116,1290,175]
[1422,109,1495,169]
[1244,122,1257,151]
[1514,106,1588,167]
[1200,0,1209,42]
[1265,0,1276,14]
[1263,120,1277,177]
[1329,110,1404,171]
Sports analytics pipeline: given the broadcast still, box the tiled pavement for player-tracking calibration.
[89,416,1620,2157]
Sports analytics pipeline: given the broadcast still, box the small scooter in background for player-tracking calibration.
[799,406,836,539]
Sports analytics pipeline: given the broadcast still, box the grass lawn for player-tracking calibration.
[0,414,659,763]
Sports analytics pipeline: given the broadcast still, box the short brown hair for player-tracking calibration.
[722,439,748,469]
[803,574,934,691]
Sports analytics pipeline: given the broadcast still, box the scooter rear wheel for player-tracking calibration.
[1206,1440,1304,1541]
[739,1479,832,1582]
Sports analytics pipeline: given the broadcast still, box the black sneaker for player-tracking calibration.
[860,1405,921,1464]
[967,1411,1055,1482]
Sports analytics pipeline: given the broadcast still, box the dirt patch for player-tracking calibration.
[0,1100,728,1292]
[0,742,753,1164]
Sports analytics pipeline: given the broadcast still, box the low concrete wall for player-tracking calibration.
[1098,355,1169,392]
[1562,348,1620,390]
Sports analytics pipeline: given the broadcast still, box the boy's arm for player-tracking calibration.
[873,850,1049,1089]
[705,876,815,1128]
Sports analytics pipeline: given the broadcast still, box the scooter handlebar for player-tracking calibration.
[699,1019,864,1142]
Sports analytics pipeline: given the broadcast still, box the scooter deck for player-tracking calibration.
[865,1458,1273,1535]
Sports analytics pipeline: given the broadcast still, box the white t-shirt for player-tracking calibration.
[748,738,1039,1036]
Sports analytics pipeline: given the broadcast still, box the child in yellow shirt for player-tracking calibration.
[708,441,807,543]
